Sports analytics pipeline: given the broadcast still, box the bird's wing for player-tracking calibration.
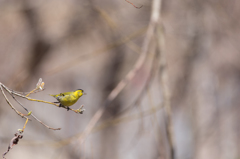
[61,91,73,96]
[49,91,72,97]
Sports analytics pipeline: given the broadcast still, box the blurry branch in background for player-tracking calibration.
[46,26,146,75]
[8,1,145,88]
[125,0,143,9]
[148,89,165,157]
[95,7,142,54]
[118,46,161,153]
[157,22,175,158]
[114,43,160,118]
[73,0,162,149]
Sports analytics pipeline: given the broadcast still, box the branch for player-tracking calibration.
[74,0,161,146]
[0,84,28,120]
[1,84,84,114]
[113,44,160,118]
[157,20,175,159]
[125,0,143,9]
[11,94,61,130]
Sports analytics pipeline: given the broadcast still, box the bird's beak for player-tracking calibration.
[83,93,87,95]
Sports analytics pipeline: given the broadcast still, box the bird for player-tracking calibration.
[50,89,86,110]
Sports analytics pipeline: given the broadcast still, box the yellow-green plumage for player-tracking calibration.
[50,89,85,107]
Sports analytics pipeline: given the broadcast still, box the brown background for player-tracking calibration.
[0,0,240,159]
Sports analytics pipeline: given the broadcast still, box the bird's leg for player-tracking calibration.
[59,104,69,111]
[59,104,63,108]
[56,103,69,111]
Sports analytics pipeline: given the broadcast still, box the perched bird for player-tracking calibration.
[50,89,86,110]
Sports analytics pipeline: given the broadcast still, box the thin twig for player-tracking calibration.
[25,78,45,97]
[95,7,142,54]
[125,0,143,9]
[0,84,28,120]
[74,0,161,146]
[25,88,38,97]
[22,118,29,132]
[114,46,160,118]
[11,94,61,130]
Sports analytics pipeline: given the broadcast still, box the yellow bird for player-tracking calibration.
[50,89,86,110]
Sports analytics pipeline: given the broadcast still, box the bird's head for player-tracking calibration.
[76,89,87,96]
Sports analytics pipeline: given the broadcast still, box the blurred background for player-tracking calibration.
[0,0,240,159]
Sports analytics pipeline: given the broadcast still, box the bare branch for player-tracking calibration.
[114,44,160,117]
[156,21,175,159]
[11,94,61,130]
[74,0,162,146]
[0,84,28,120]
[1,84,83,114]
